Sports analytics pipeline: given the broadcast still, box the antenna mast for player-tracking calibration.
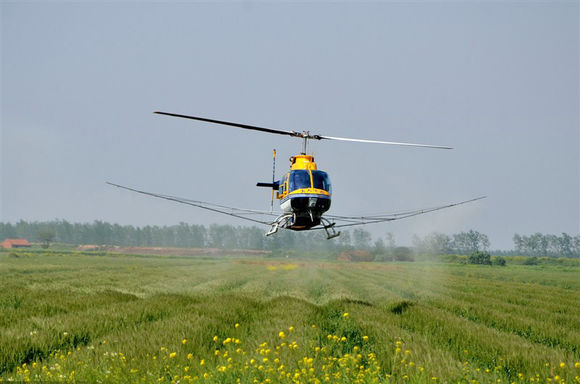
[270,149,276,212]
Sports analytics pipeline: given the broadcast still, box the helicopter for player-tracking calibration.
[108,111,485,239]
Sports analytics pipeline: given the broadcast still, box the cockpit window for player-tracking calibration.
[312,171,332,193]
[289,170,311,191]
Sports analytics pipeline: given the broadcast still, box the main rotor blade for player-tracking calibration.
[154,111,299,138]
[318,135,452,150]
[155,111,452,149]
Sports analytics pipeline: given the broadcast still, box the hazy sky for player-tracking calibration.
[1,1,578,249]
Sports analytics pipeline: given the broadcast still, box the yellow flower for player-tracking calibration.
[187,353,193,360]
[559,362,565,368]
[213,336,219,342]
[169,352,177,359]
[288,326,294,332]
[362,336,369,342]
[575,362,580,368]
[182,338,187,345]
[343,312,349,318]
[235,323,240,328]
[279,331,286,339]
[200,359,205,366]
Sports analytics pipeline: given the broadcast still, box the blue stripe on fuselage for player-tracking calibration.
[281,193,330,204]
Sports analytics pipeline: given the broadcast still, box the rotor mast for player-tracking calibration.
[301,133,309,155]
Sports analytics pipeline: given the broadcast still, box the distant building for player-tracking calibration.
[1,238,32,249]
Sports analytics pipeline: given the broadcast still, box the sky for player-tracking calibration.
[1,1,578,249]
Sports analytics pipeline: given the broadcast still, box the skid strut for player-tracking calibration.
[266,213,294,236]
[321,217,340,240]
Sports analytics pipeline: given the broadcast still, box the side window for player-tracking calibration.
[312,171,332,193]
[278,174,288,196]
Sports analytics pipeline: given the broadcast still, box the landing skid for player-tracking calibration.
[266,214,340,240]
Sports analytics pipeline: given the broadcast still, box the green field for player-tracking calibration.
[1,251,579,383]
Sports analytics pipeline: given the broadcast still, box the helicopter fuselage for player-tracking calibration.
[275,155,332,230]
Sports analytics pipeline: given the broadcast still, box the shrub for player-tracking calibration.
[374,253,393,262]
[522,256,539,265]
[389,300,415,314]
[493,256,506,266]
[468,251,492,265]
[393,247,414,262]
[338,250,374,262]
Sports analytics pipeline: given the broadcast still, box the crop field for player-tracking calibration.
[0,251,579,383]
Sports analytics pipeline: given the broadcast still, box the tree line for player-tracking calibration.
[411,230,580,258]
[512,233,580,258]
[0,220,341,251]
[411,230,490,255]
[0,220,578,257]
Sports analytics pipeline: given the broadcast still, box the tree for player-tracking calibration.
[37,231,55,249]
[352,228,372,249]
[414,232,452,254]
[338,230,352,249]
[372,238,386,255]
[452,230,489,254]
[385,232,395,250]
[558,233,573,257]
[513,234,523,254]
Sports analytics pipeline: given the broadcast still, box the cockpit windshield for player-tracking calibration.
[289,170,311,191]
[312,170,332,193]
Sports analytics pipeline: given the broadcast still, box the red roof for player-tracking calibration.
[1,238,31,247]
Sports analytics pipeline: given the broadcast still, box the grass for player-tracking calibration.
[0,250,579,383]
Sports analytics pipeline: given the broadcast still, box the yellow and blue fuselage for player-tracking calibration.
[275,155,332,230]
